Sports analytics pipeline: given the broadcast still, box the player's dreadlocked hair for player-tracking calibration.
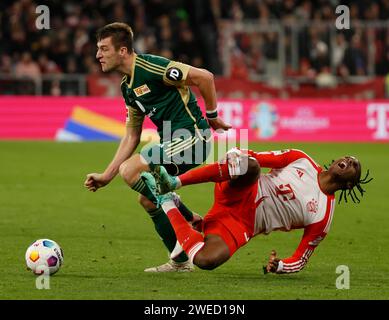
[323,160,335,170]
[338,170,373,204]
[323,160,373,204]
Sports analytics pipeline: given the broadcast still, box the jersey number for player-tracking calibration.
[275,184,296,201]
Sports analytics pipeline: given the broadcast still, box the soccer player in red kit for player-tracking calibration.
[144,148,372,273]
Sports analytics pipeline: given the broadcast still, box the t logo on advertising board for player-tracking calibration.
[219,102,243,128]
[367,103,389,139]
[216,102,243,142]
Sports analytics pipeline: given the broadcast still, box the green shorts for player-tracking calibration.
[140,131,212,176]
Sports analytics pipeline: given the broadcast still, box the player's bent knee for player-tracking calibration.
[119,161,129,180]
[232,158,260,187]
[247,158,260,178]
[119,160,139,185]
[119,156,150,185]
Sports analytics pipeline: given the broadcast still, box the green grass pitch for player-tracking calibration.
[1,141,388,300]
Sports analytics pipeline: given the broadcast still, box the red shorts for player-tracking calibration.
[203,180,257,256]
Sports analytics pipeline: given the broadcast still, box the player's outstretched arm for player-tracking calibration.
[185,67,231,131]
[246,149,311,169]
[263,226,326,274]
[84,125,142,192]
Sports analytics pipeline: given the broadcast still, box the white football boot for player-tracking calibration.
[144,258,194,272]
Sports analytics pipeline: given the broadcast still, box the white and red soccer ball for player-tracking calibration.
[25,239,64,275]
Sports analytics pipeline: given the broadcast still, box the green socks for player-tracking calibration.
[148,207,188,263]
[132,175,194,263]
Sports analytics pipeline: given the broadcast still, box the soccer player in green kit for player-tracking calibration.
[84,22,231,272]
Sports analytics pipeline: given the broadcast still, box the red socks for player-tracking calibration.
[179,162,230,186]
[162,201,204,263]
[161,162,231,262]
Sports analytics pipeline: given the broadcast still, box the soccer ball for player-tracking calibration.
[25,239,64,275]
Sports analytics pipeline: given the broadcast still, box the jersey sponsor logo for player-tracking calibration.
[166,67,183,81]
[133,84,151,97]
[275,184,296,201]
[306,198,318,214]
[296,169,304,178]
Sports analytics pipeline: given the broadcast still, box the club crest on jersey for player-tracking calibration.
[306,199,318,214]
[133,84,151,97]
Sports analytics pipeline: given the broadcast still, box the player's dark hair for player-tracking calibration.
[338,169,373,204]
[96,22,133,52]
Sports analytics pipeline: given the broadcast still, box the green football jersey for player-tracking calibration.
[120,53,210,139]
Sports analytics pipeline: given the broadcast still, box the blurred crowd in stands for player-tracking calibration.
[1,0,389,91]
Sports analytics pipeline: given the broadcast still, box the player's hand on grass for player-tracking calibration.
[263,250,280,274]
[208,117,232,131]
[84,173,111,192]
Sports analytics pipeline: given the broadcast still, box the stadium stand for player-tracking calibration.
[0,0,389,97]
